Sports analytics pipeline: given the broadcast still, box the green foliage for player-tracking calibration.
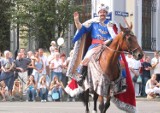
[10,0,81,50]
[0,0,13,51]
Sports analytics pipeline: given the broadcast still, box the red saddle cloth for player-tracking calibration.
[112,53,136,113]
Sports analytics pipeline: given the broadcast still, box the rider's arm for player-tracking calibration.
[74,12,82,30]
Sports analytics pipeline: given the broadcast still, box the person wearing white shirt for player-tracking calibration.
[38,76,49,102]
[38,48,50,83]
[126,53,142,96]
[145,74,160,99]
[151,51,160,82]
[49,52,63,81]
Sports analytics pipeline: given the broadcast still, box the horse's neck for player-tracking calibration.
[100,36,121,80]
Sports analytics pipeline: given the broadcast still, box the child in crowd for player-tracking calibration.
[145,74,160,99]
[12,79,23,100]
[38,75,49,102]
[49,76,64,101]
[0,81,8,101]
[25,75,37,102]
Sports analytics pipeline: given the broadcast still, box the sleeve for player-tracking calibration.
[72,19,93,43]
[107,21,120,39]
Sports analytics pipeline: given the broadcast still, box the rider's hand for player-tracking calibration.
[74,12,79,22]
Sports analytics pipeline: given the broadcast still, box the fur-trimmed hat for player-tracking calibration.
[97,3,109,14]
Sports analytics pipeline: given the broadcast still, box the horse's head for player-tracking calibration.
[119,24,143,60]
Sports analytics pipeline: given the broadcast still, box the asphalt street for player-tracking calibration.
[0,99,159,113]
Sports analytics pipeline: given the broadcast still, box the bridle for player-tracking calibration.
[105,30,140,56]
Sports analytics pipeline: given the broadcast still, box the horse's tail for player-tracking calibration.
[79,89,89,106]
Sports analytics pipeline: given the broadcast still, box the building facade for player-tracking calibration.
[92,0,160,52]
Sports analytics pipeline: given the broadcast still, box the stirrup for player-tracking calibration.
[76,75,84,86]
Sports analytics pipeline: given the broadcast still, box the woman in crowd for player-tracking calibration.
[145,74,160,99]
[12,79,23,100]
[1,50,15,97]
[49,75,64,101]
[32,51,44,82]
[38,75,49,102]
[0,80,8,101]
[50,52,63,81]
[60,53,68,87]
[25,75,37,102]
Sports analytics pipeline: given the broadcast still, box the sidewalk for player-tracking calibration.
[136,96,160,101]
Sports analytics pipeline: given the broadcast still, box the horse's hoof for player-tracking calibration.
[85,110,90,113]
[92,110,97,113]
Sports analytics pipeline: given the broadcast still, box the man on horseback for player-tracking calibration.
[72,3,127,90]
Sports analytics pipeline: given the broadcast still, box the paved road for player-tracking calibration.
[0,100,159,113]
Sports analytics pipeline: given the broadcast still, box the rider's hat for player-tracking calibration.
[97,3,109,14]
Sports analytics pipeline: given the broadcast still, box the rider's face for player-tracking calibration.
[98,10,107,20]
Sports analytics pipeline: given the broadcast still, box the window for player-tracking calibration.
[142,0,152,51]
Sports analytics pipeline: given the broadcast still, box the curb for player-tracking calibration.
[136,97,160,101]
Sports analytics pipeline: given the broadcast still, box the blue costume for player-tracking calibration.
[72,18,113,50]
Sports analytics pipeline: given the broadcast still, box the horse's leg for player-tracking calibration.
[85,89,90,113]
[103,96,111,113]
[93,92,98,113]
[79,89,90,113]
[98,95,104,113]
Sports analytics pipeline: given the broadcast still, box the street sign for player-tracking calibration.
[115,11,129,17]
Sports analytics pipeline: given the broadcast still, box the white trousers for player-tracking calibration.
[146,87,160,95]
[18,71,28,93]
[81,45,102,66]
[130,70,140,96]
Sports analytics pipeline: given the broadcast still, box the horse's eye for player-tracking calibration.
[126,35,132,42]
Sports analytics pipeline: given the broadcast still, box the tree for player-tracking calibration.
[11,0,81,50]
[0,0,13,51]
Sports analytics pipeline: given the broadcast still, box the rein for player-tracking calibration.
[104,37,140,55]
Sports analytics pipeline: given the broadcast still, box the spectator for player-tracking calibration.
[38,48,50,83]
[1,50,15,97]
[49,76,64,101]
[151,51,160,82]
[0,80,8,101]
[50,52,63,81]
[141,56,152,97]
[27,51,34,76]
[12,79,23,100]
[32,51,44,82]
[15,52,31,92]
[126,53,142,96]
[25,75,37,102]
[145,74,160,99]
[49,41,57,55]
[38,75,49,102]
[60,53,68,87]
[19,48,26,54]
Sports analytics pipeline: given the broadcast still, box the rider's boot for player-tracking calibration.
[76,65,87,86]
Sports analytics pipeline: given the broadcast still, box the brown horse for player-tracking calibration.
[80,24,143,113]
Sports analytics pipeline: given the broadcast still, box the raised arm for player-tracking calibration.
[74,12,82,30]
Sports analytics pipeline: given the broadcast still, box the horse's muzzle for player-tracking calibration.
[134,52,143,60]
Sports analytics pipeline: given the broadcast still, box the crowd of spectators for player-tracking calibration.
[0,41,74,102]
[0,42,160,102]
[126,51,160,99]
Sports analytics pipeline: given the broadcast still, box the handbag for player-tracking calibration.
[52,91,60,100]
[132,76,138,83]
[137,75,142,83]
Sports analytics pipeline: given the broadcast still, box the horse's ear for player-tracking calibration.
[129,22,133,30]
[119,24,125,32]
